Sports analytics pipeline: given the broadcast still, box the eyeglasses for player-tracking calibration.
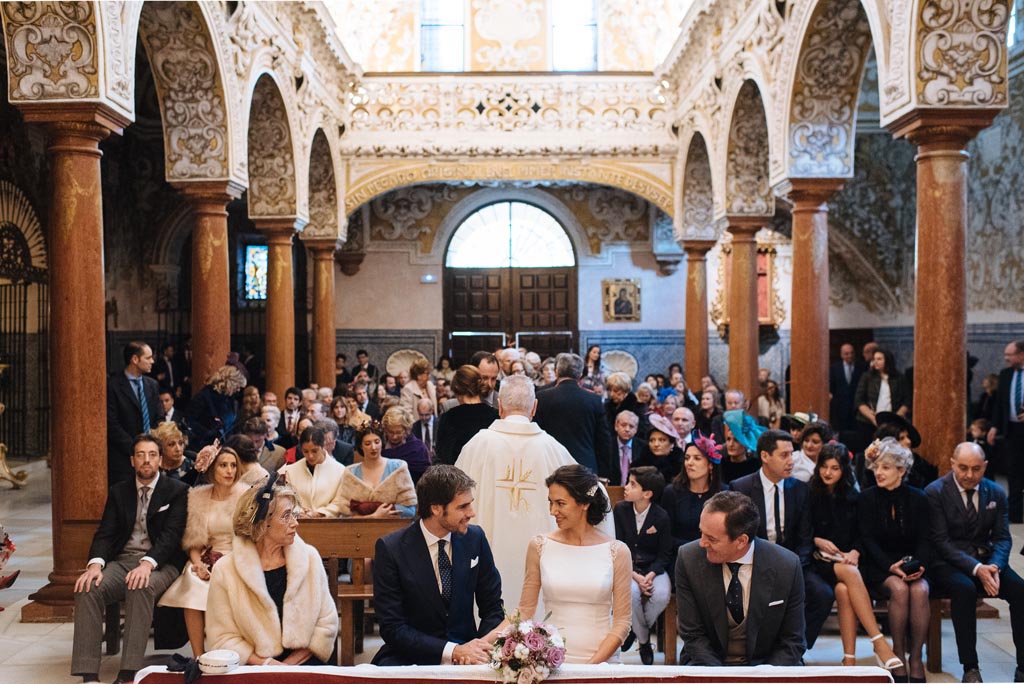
[275,510,300,524]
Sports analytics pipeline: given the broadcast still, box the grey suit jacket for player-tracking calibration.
[675,538,806,666]
[925,472,1011,574]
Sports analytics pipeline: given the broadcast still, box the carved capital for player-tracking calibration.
[252,217,305,243]
[786,178,846,211]
[18,101,131,137]
[174,180,245,215]
[335,251,364,276]
[303,238,342,256]
[683,239,717,259]
[725,215,765,240]
[889,108,1000,150]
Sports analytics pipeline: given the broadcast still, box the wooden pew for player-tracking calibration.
[299,517,409,665]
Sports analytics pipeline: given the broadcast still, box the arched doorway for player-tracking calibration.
[443,201,577,364]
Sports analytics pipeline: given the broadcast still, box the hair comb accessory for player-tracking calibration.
[586,484,598,497]
[193,440,220,474]
[249,471,279,525]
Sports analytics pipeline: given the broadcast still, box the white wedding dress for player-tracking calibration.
[517,535,632,664]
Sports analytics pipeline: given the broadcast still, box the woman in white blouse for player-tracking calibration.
[279,425,346,518]
[854,348,910,443]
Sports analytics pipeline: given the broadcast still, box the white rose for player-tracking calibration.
[518,620,534,634]
[514,643,530,660]
[550,634,564,649]
[502,668,518,683]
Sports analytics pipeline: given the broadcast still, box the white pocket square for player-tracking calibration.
[157,504,170,512]
[470,556,479,568]
[987,501,997,510]
[768,599,784,607]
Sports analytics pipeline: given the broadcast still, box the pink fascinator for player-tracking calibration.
[691,433,722,465]
[193,439,220,473]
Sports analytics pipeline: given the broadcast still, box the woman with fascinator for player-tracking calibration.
[206,473,338,666]
[158,443,247,655]
[661,433,727,554]
[632,413,685,483]
[719,409,764,484]
[487,464,632,664]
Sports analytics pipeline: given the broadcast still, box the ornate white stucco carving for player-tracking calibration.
[725,81,773,216]
[788,0,872,177]
[306,130,340,239]
[371,186,457,241]
[679,134,717,240]
[586,187,648,243]
[471,0,544,70]
[99,1,133,112]
[917,0,1009,106]
[138,1,230,181]
[247,76,297,217]
[2,1,99,100]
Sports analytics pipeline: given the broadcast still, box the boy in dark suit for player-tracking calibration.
[613,466,673,664]
[372,464,503,666]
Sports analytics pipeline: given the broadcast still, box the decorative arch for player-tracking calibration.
[304,129,341,240]
[724,80,773,217]
[247,74,298,218]
[136,1,232,181]
[445,202,576,269]
[785,0,873,178]
[678,132,716,242]
[0,181,47,281]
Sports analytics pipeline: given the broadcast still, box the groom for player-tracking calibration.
[373,464,504,666]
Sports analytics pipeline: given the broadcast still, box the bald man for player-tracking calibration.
[926,443,1024,683]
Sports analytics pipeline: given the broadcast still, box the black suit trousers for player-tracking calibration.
[804,568,834,650]
[931,563,1024,669]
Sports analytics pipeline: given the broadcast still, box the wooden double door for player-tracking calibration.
[443,267,577,365]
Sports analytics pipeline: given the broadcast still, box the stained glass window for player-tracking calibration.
[244,245,268,300]
[446,202,575,268]
[421,0,464,71]
[551,0,598,71]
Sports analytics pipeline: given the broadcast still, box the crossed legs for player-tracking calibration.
[832,563,900,669]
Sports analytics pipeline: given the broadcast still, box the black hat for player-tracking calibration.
[874,411,921,448]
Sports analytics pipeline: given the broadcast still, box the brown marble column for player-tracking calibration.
[726,217,763,402]
[305,239,341,389]
[176,182,243,389]
[18,104,129,620]
[788,179,844,419]
[891,110,996,474]
[254,219,302,401]
[683,240,716,391]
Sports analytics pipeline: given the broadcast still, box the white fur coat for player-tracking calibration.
[181,482,247,551]
[279,457,345,518]
[205,534,338,663]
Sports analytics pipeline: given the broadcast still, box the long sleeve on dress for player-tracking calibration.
[515,536,544,622]
[608,540,633,645]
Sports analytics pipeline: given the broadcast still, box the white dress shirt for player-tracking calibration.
[875,378,892,412]
[720,541,756,615]
[759,468,785,544]
[633,502,651,534]
[89,473,160,570]
[419,519,457,664]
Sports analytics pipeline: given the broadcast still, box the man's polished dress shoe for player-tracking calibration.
[962,667,983,683]
[639,642,654,665]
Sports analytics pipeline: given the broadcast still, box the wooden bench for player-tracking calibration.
[299,517,409,665]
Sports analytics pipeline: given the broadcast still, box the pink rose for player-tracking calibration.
[501,638,517,659]
[546,646,565,668]
[523,631,546,653]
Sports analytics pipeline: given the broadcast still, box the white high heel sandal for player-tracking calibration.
[870,632,903,671]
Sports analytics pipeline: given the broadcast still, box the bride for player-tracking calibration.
[486,464,632,664]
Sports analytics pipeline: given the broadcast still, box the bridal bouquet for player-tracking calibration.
[489,611,566,684]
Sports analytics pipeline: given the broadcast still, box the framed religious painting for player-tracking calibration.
[602,278,641,322]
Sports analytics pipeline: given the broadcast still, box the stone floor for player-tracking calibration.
[2,459,1022,683]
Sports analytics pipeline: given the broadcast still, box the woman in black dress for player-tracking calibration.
[632,414,684,483]
[809,444,901,672]
[857,438,931,682]
[434,364,499,465]
[661,434,725,555]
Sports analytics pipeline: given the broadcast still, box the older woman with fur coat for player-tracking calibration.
[206,474,338,666]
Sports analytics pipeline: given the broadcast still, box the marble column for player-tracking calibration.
[18,105,129,620]
[892,111,995,474]
[305,239,341,390]
[788,179,844,419]
[726,217,763,402]
[176,182,243,389]
[254,219,302,401]
[683,240,716,391]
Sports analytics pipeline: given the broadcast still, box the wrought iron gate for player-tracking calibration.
[0,281,49,460]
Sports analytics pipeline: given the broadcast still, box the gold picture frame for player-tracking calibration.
[603,278,641,322]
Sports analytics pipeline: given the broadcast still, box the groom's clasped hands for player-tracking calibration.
[452,638,494,665]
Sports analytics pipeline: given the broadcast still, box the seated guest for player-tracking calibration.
[791,421,834,483]
[315,418,354,466]
[927,442,1024,684]
[612,410,641,486]
[808,443,901,672]
[605,372,643,436]
[382,405,431,484]
[675,491,805,666]
[756,380,785,430]
[206,474,338,666]
[730,429,834,650]
[235,385,262,432]
[372,465,503,665]
[353,381,381,421]
[671,407,696,446]
[282,417,314,465]
[152,420,197,484]
[279,426,346,518]
[342,393,372,433]
[694,390,721,435]
[261,405,282,446]
[225,433,270,486]
[781,412,813,443]
[330,396,357,446]
[720,410,763,484]
[875,412,937,489]
[435,365,499,465]
[662,434,726,553]
[632,414,683,483]
[184,365,247,450]
[412,398,438,459]
[339,422,416,518]
[710,389,748,442]
[242,416,285,474]
[400,358,438,416]
[71,434,188,684]
[613,466,673,665]
[635,382,656,415]
[158,445,247,655]
[858,438,931,682]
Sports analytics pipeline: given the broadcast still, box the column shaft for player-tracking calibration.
[726,218,763,401]
[789,180,844,418]
[683,241,715,390]
[257,221,299,401]
[307,242,339,389]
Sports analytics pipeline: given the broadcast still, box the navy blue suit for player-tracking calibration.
[372,522,504,665]
[535,379,614,478]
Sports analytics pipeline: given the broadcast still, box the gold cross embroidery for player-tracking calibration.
[496,459,537,513]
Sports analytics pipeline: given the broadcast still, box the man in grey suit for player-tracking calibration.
[675,491,806,666]
[926,442,1024,683]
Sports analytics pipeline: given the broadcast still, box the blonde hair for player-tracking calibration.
[233,481,297,544]
[207,365,247,396]
[382,405,415,434]
[151,421,186,449]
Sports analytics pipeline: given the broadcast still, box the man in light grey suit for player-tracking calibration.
[675,491,805,666]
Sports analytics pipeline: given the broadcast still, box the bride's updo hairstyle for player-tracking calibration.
[545,464,608,527]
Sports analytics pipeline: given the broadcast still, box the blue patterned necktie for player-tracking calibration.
[726,562,744,624]
[1016,369,1024,415]
[438,539,452,606]
[134,377,151,432]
